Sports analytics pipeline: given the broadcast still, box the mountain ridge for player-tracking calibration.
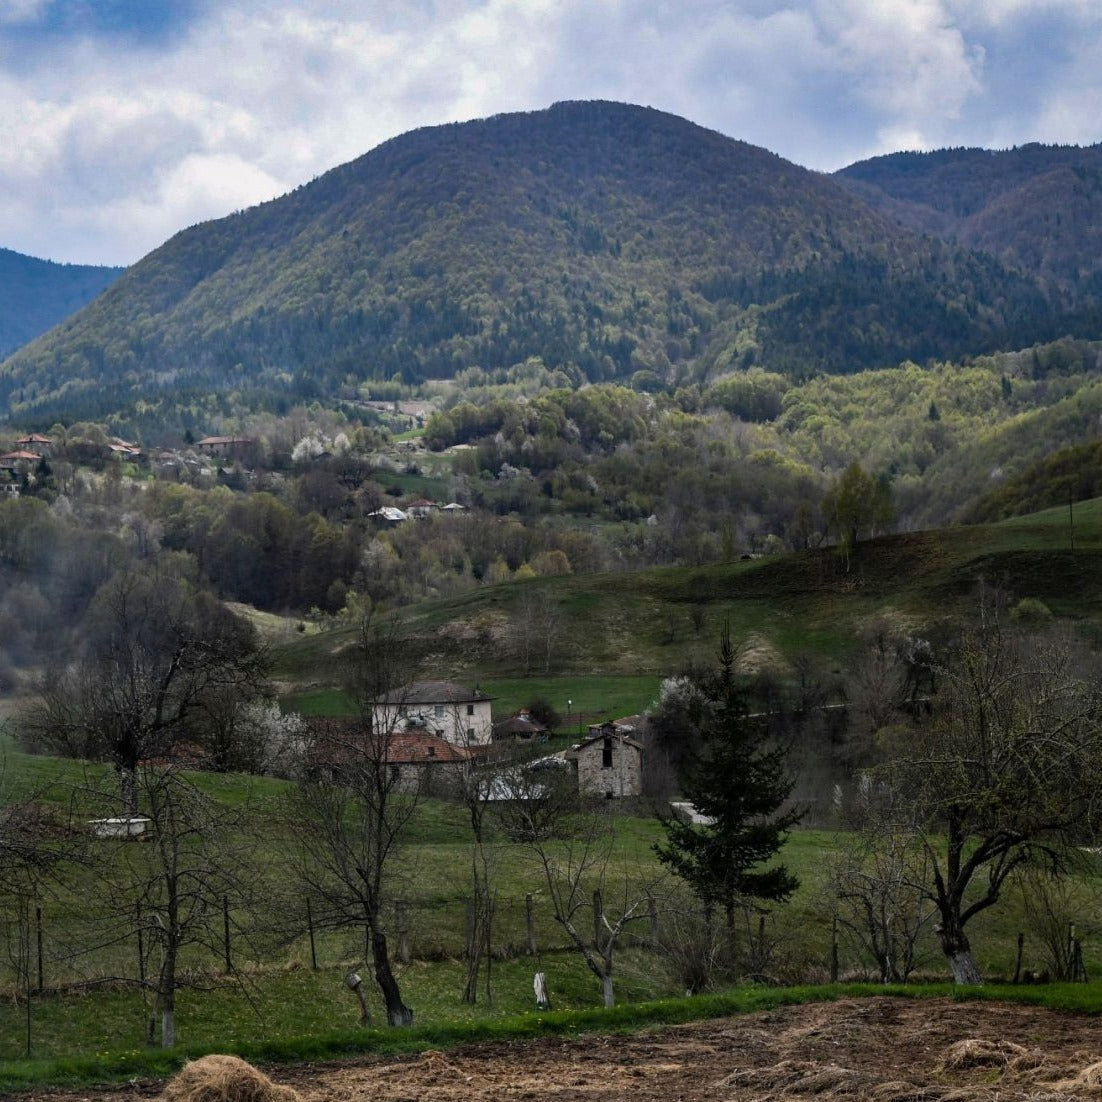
[1,102,1096,427]
[0,247,123,360]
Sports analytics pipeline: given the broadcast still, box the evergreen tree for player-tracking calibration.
[655,623,801,928]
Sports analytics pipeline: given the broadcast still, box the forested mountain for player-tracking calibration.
[0,101,1086,427]
[836,143,1102,290]
[0,248,123,359]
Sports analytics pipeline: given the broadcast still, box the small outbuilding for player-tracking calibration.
[567,721,644,799]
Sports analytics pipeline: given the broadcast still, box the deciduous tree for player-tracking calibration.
[878,606,1102,984]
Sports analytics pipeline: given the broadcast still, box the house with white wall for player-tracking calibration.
[370,680,494,746]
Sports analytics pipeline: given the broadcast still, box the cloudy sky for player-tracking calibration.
[1,0,1100,267]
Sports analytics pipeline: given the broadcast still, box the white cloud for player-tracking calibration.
[0,0,1098,265]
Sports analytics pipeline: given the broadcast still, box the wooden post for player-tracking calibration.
[526,893,537,956]
[593,890,604,952]
[306,897,318,971]
[1013,932,1024,984]
[222,896,232,974]
[830,916,839,983]
[397,900,410,965]
[1074,937,1087,983]
[35,906,43,994]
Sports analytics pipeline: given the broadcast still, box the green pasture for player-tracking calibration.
[272,500,1102,702]
[4,738,1102,1074]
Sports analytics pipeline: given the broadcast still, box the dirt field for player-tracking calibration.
[22,996,1102,1101]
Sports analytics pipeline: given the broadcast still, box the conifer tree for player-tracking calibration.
[655,623,801,929]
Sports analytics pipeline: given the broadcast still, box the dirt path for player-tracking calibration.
[22,996,1102,1101]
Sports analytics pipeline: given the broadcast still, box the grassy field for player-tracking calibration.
[4,739,1102,1073]
[8,504,1102,1082]
[271,502,1102,707]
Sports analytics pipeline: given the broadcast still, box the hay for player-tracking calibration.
[865,1081,942,1102]
[1047,1059,1102,1092]
[937,1038,1027,1071]
[160,1054,300,1102]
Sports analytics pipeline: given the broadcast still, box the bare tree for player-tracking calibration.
[1013,859,1100,982]
[17,557,266,811]
[879,610,1102,984]
[458,745,497,1005]
[88,763,258,1047]
[511,589,566,675]
[290,613,419,1026]
[497,767,660,1007]
[826,776,935,983]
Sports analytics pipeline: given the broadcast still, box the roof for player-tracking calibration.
[374,679,493,706]
[0,450,40,461]
[197,435,251,446]
[571,724,644,753]
[16,433,51,444]
[493,712,548,738]
[368,506,407,522]
[308,726,474,766]
[384,731,474,764]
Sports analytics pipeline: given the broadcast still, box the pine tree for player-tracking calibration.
[655,623,801,929]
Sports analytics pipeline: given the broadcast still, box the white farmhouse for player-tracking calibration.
[370,680,494,746]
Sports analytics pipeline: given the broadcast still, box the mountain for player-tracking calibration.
[836,143,1102,290]
[0,102,1087,426]
[0,248,123,359]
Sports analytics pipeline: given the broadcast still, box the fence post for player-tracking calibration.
[592,890,604,952]
[526,893,537,956]
[830,916,839,983]
[306,897,318,971]
[1013,932,1024,984]
[35,906,43,994]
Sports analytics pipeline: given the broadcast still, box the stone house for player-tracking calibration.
[567,720,644,799]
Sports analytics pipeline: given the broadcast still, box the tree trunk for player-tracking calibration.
[939,922,983,985]
[601,971,615,1008]
[370,926,413,1026]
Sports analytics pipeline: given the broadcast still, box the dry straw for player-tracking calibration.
[160,1054,300,1102]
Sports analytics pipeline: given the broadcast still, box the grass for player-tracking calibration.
[270,500,1102,702]
[281,675,663,724]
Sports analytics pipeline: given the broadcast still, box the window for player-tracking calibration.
[467,727,475,741]
[602,737,613,769]
[466,703,475,716]
[434,704,444,718]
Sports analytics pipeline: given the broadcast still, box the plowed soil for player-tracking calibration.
[21,996,1102,1101]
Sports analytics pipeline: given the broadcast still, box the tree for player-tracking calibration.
[878,607,1102,984]
[822,462,894,569]
[290,613,419,1026]
[93,764,258,1048]
[826,775,935,983]
[496,764,659,1008]
[655,624,800,933]
[17,557,267,811]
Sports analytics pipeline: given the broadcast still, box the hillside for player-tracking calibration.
[836,143,1102,289]
[275,504,1102,700]
[0,101,1074,428]
[0,247,123,359]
